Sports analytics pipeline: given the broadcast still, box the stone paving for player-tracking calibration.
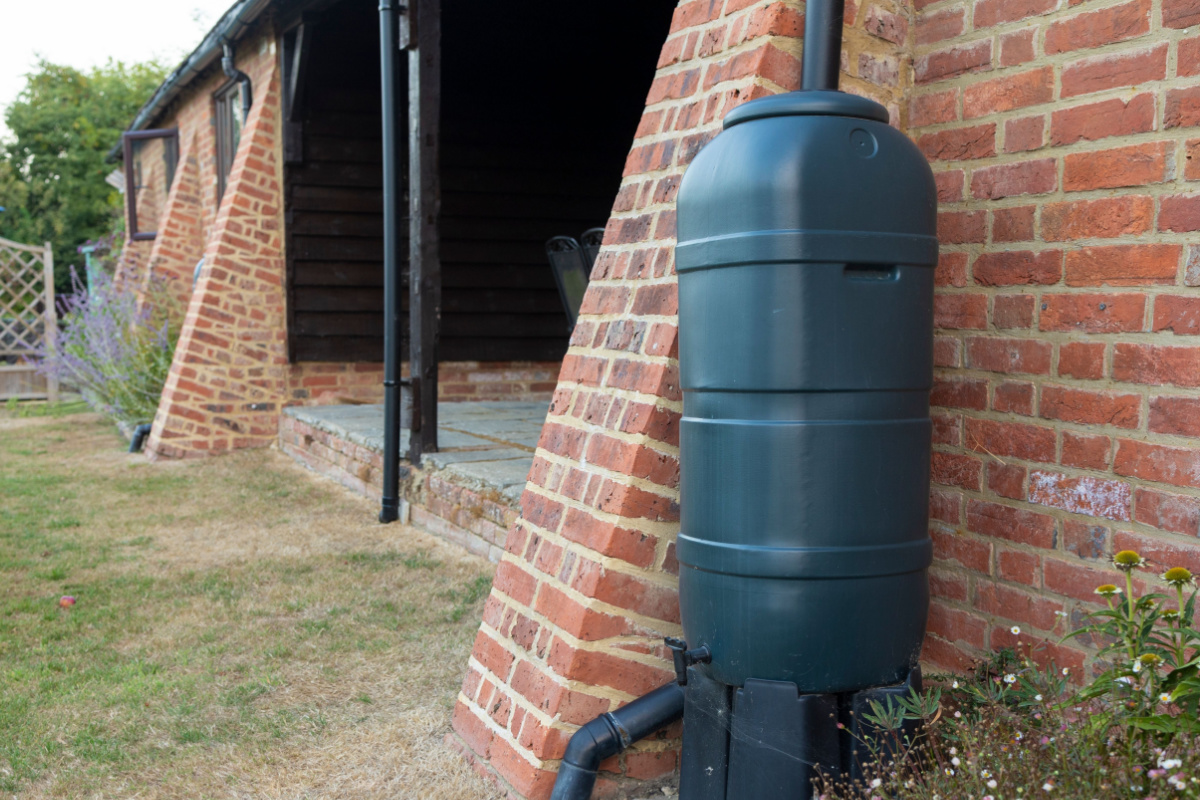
[283,401,546,503]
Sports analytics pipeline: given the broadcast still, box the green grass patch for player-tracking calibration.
[0,415,495,796]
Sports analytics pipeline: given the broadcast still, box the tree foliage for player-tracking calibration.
[0,59,168,291]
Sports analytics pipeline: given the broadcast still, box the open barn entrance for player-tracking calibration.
[282,0,678,365]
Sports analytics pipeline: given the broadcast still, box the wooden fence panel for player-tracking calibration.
[0,236,57,401]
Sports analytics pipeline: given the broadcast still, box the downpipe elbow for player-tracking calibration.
[129,423,153,454]
[220,40,253,121]
[550,681,684,800]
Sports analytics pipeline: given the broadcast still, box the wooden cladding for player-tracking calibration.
[283,0,649,365]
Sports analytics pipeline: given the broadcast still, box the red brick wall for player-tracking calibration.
[287,361,560,405]
[449,2,911,798]
[133,131,207,309]
[145,38,288,457]
[913,0,1200,674]
[438,362,560,401]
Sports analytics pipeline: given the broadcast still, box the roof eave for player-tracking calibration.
[106,0,275,162]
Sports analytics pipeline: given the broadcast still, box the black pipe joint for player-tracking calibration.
[550,682,684,800]
[379,500,401,524]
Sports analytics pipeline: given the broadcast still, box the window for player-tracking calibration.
[162,134,179,193]
[215,81,246,201]
[121,128,179,242]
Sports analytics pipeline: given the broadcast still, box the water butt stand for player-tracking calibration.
[549,0,937,796]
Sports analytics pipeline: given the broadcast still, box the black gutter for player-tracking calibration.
[801,0,846,91]
[550,682,685,800]
[378,0,403,524]
[221,40,254,121]
[106,0,273,161]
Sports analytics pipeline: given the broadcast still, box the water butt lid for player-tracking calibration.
[723,89,889,129]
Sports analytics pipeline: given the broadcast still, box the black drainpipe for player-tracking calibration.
[129,423,153,454]
[220,40,253,121]
[378,0,403,524]
[801,0,845,92]
[551,641,707,800]
[550,682,685,800]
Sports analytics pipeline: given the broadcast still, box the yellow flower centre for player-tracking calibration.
[1164,567,1193,585]
[1114,550,1143,567]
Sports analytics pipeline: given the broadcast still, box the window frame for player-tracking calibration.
[214,80,246,202]
[121,127,179,242]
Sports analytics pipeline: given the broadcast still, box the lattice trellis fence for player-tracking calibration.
[0,236,57,401]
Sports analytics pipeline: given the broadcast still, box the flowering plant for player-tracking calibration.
[1064,554,1200,744]
[38,268,180,426]
[817,552,1200,798]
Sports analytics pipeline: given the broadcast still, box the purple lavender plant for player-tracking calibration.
[37,268,180,425]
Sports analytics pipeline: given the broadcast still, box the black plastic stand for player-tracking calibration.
[679,666,923,799]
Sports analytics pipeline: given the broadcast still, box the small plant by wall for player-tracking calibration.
[38,269,181,427]
[819,552,1200,799]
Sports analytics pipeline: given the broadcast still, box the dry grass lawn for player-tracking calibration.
[0,408,503,799]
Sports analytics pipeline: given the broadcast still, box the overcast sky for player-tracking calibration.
[0,0,236,137]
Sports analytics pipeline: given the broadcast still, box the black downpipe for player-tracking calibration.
[129,423,153,454]
[801,0,846,91]
[550,682,685,800]
[378,0,402,524]
[220,41,253,121]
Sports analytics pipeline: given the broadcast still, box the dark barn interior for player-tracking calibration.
[283,0,678,364]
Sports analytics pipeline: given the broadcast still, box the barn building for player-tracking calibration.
[114,0,1200,796]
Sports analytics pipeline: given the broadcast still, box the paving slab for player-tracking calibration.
[284,400,546,506]
[447,457,536,497]
[424,448,532,468]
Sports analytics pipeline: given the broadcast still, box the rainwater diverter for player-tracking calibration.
[550,0,937,796]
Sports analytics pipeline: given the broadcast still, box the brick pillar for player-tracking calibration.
[146,54,285,458]
[912,0,1200,675]
[136,132,207,309]
[449,2,911,797]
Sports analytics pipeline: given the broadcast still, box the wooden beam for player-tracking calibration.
[407,0,441,462]
[282,21,310,165]
[285,22,310,123]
